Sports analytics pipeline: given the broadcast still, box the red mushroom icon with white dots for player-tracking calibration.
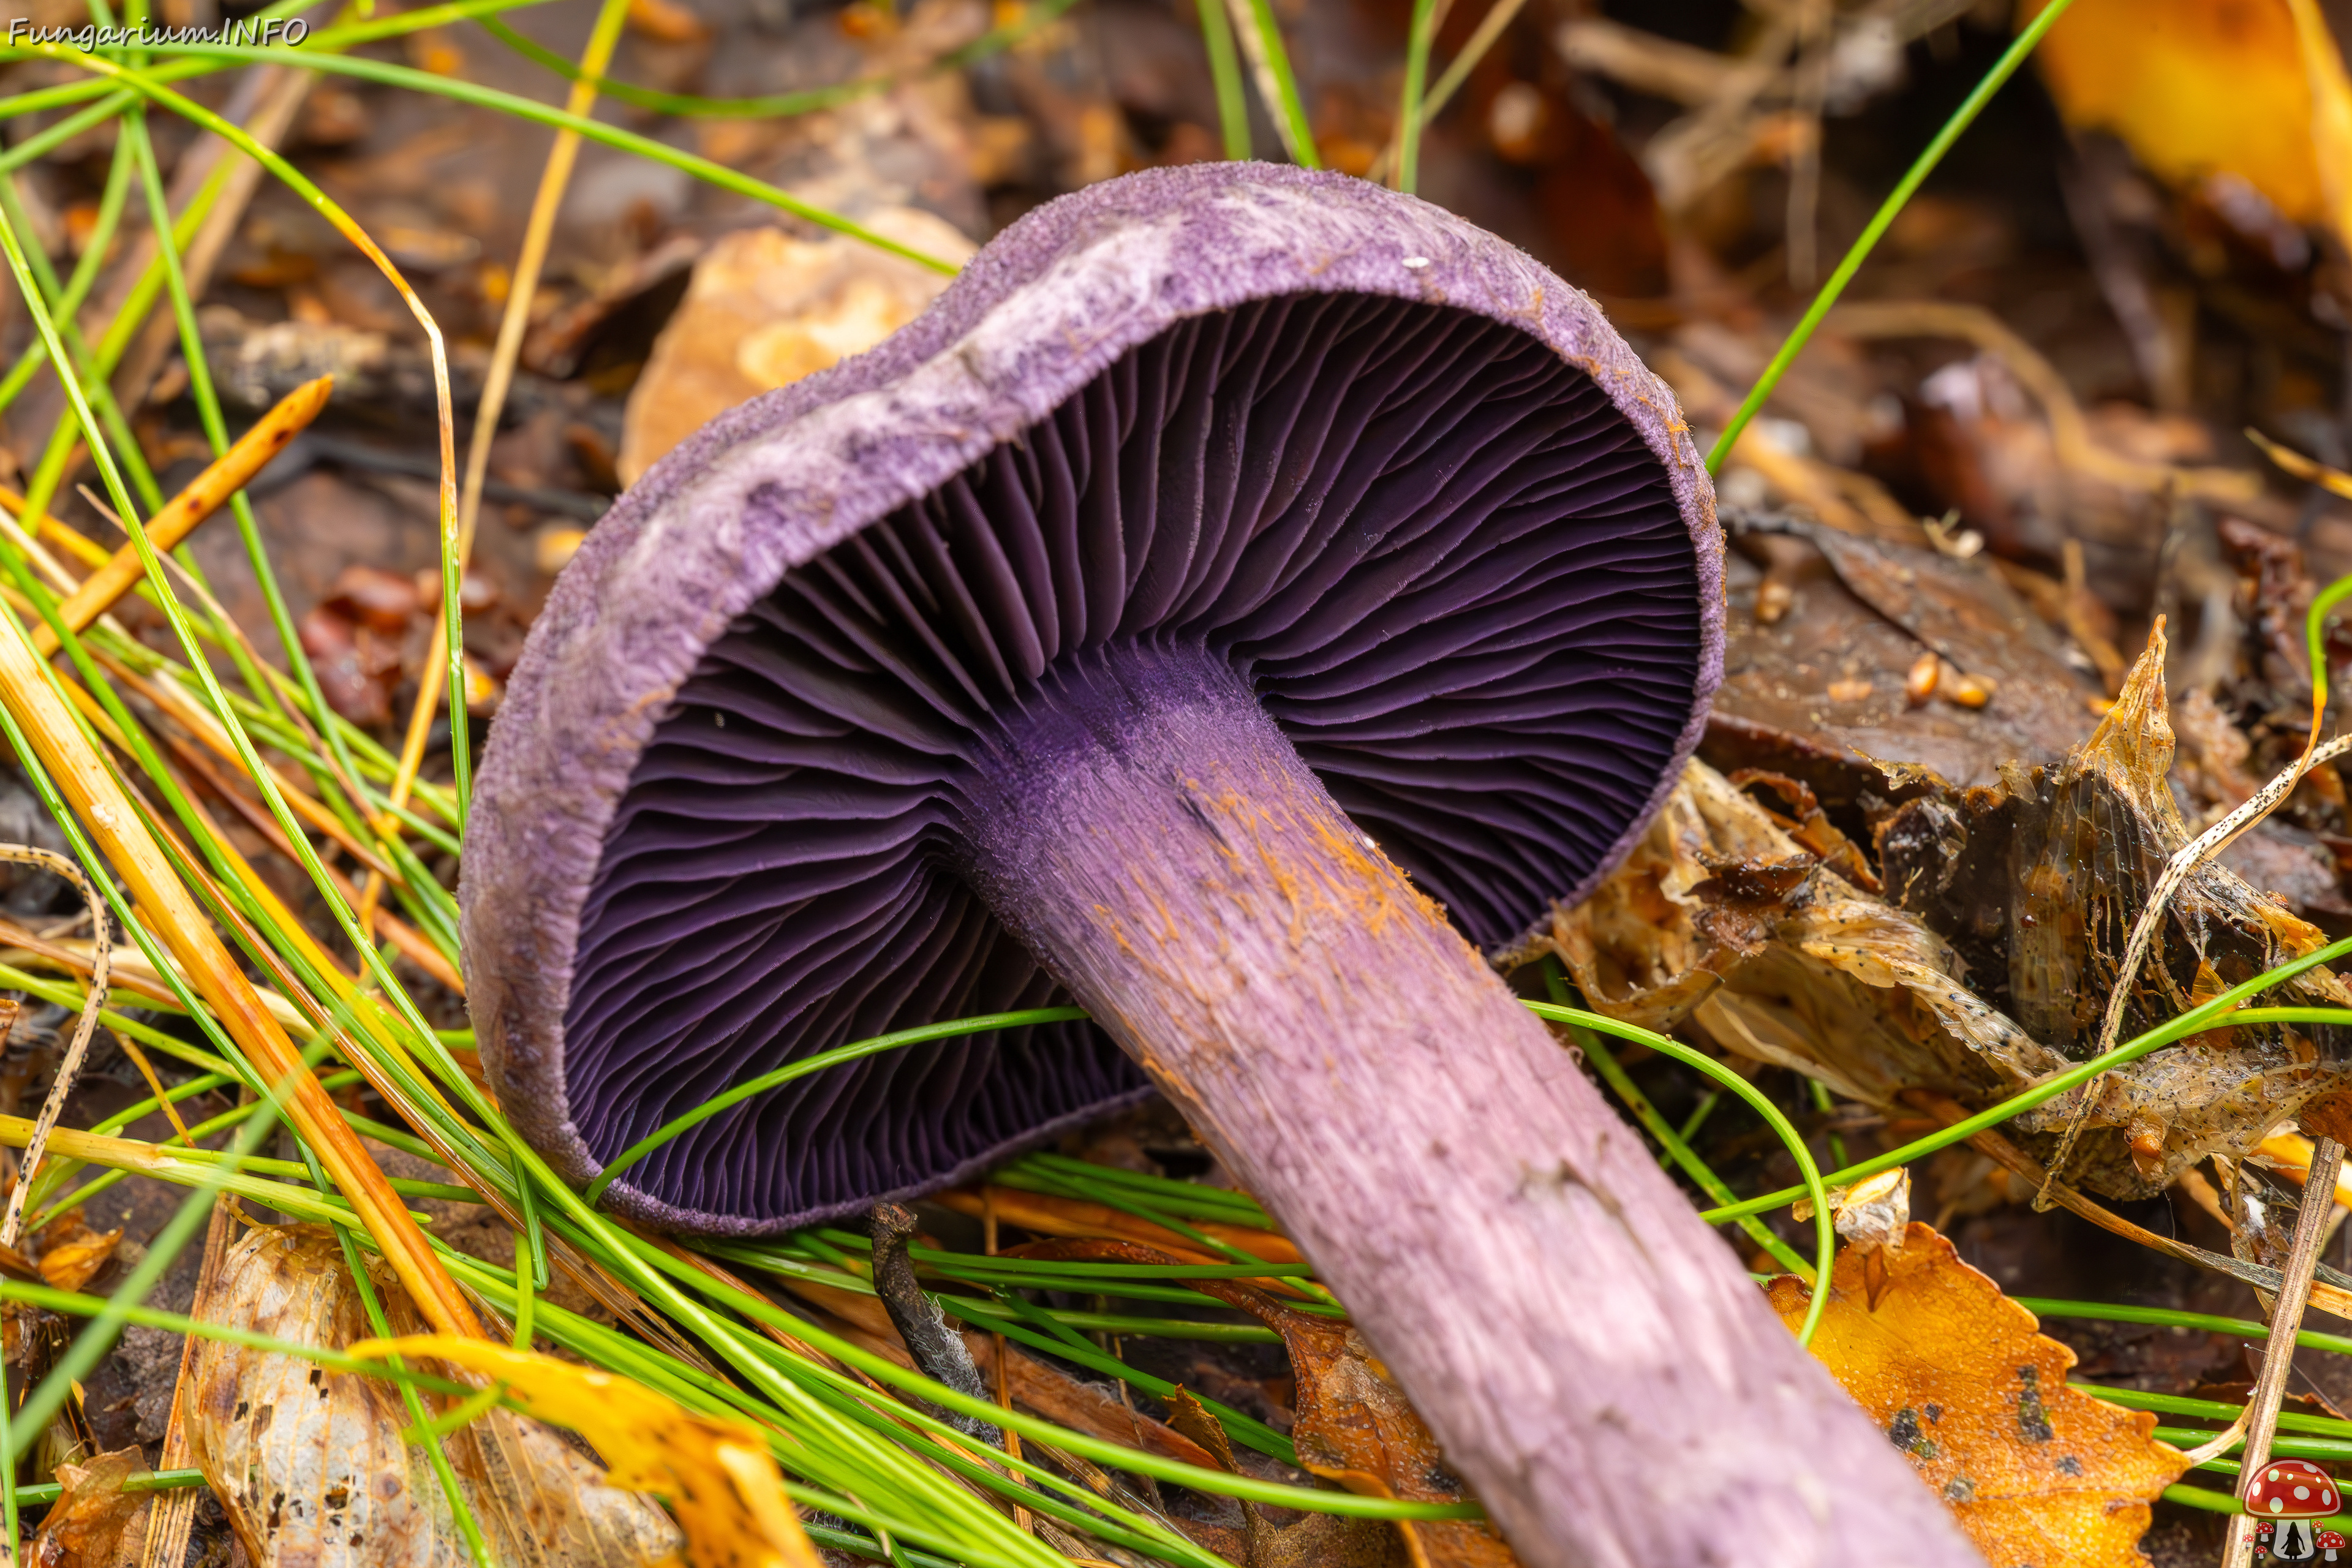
[2318,1528,2346,1562]
[2248,1460,2341,1561]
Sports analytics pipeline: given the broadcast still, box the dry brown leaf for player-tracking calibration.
[1517,755,2064,1108]
[1025,1240,1515,1568]
[1163,1388,1399,1568]
[1768,1223,2188,1567]
[617,214,976,485]
[186,1225,682,1568]
[28,1447,146,1568]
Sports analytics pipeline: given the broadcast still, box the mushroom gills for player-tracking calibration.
[568,291,1700,1227]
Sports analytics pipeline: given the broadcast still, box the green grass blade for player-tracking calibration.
[1395,0,1438,192]
[1706,0,2082,473]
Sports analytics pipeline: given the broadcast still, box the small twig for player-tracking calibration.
[0,844,110,1248]
[2226,1136,2345,1567]
[868,1201,1001,1446]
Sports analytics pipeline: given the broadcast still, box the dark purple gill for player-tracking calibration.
[563,290,1698,1227]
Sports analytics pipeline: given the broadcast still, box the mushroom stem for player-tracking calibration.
[960,646,1977,1568]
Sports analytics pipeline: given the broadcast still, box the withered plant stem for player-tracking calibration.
[28,376,328,659]
[2226,1136,2345,1567]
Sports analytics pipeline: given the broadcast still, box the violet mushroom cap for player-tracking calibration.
[464,164,1981,1568]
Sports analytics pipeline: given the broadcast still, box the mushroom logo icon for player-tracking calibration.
[2247,1461,2340,1561]
[2318,1528,2346,1561]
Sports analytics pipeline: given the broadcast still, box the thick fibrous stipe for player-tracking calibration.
[562,292,1698,1226]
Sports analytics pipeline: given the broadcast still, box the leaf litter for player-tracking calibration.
[24,0,2352,1564]
[187,1224,684,1568]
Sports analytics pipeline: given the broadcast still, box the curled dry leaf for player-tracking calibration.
[34,1221,121,1295]
[28,1447,146,1568]
[1515,753,2065,1108]
[1770,1223,2188,1568]
[186,1225,684,1568]
[616,213,977,486]
[1021,1240,1516,1568]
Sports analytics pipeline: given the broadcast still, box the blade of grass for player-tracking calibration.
[0,432,480,1341]
[1195,0,1250,157]
[1223,0,1317,167]
[1525,1000,1831,1343]
[587,1008,1087,1203]
[371,0,631,949]
[1551,982,1815,1280]
[1706,0,2082,472]
[1394,0,1439,192]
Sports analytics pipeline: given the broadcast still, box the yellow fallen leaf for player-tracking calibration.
[1770,1222,2188,1568]
[2022,0,2352,252]
[351,1334,822,1568]
[37,1223,121,1294]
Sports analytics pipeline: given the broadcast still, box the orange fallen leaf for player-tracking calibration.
[1025,1240,1514,1568]
[36,1223,121,1294]
[1769,1222,2188,1567]
[28,1447,146,1568]
[2022,0,2352,252]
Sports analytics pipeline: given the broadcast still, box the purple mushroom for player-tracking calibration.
[463,164,1980,1567]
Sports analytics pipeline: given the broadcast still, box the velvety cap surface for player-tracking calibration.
[462,164,1725,1233]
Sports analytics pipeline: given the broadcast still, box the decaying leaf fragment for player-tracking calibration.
[345,1336,822,1568]
[1770,1223,2188,1568]
[1881,630,2352,1197]
[34,1214,122,1295]
[186,1225,685,1568]
[1539,625,2352,1202]
[28,1447,146,1568]
[1022,1240,1516,1568]
[1515,754,2064,1109]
